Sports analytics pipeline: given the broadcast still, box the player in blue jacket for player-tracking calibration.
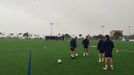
[97,37,104,62]
[82,36,89,56]
[103,35,114,70]
[70,36,77,58]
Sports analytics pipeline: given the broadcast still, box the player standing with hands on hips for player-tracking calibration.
[103,35,114,70]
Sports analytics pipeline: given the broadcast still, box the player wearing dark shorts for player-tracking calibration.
[70,37,77,58]
[82,36,89,56]
[103,35,114,70]
[97,37,104,62]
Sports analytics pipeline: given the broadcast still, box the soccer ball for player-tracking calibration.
[75,53,78,57]
[116,50,119,53]
[57,59,62,64]
[71,55,75,59]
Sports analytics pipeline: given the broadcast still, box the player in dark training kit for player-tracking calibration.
[70,36,77,58]
[103,35,114,70]
[82,36,89,56]
[97,37,105,62]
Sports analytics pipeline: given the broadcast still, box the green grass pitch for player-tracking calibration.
[0,39,134,75]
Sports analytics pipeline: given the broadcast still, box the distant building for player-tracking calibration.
[110,30,123,37]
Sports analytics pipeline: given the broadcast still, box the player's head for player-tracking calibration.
[86,36,88,39]
[105,35,110,39]
[75,36,77,39]
[72,35,77,39]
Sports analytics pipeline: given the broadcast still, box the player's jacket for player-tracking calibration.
[70,38,77,48]
[97,39,104,51]
[82,39,89,46]
[103,39,114,51]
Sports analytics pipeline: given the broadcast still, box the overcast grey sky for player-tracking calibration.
[0,0,134,36]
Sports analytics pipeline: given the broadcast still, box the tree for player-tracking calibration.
[23,32,29,38]
[10,33,14,36]
[0,32,2,38]
[64,34,71,38]
[93,34,104,39]
[58,34,61,36]
[97,34,104,38]
[18,33,22,35]
[113,31,123,40]
[0,32,2,35]
[79,34,82,37]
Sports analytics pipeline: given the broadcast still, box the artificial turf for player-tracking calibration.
[0,39,134,75]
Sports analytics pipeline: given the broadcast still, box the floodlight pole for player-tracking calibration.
[128,26,131,40]
[50,23,54,36]
[101,26,104,35]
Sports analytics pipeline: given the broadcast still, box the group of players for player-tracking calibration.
[70,35,114,70]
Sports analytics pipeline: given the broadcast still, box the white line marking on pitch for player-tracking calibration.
[116,49,134,53]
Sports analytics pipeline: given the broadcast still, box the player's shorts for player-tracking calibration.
[99,49,104,53]
[105,50,112,57]
[70,47,75,51]
[84,45,88,49]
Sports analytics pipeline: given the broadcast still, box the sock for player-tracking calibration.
[72,55,75,57]
[111,65,113,68]
[102,58,104,62]
[86,52,88,55]
[105,65,108,68]
[99,58,101,62]
[83,52,85,56]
